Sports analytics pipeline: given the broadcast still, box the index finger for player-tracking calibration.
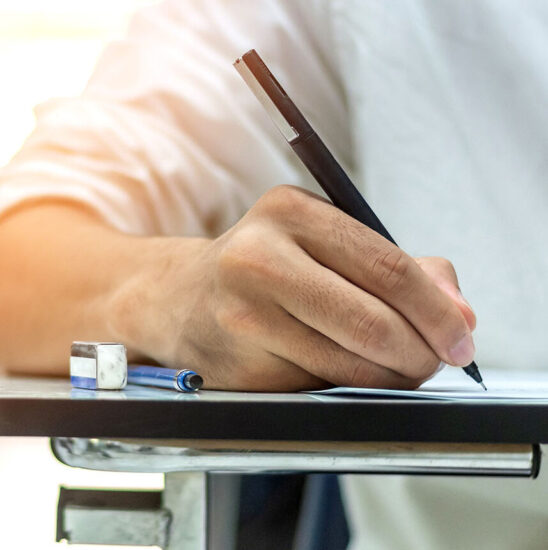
[281,189,475,367]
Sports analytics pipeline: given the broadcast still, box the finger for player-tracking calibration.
[211,295,328,391]
[274,189,474,366]
[415,257,476,331]
[232,353,328,392]
[200,341,326,392]
[256,243,440,380]
[259,306,422,389]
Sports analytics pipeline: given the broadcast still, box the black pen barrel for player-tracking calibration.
[291,131,397,245]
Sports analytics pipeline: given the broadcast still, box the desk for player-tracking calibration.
[2,376,548,442]
[0,375,546,549]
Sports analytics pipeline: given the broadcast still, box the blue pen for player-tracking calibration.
[127,365,203,392]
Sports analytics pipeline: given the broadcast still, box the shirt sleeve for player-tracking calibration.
[0,0,351,237]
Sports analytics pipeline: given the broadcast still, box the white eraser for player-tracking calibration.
[70,342,127,390]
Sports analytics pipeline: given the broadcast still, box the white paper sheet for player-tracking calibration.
[313,367,548,402]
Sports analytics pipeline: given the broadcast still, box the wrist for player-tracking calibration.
[107,235,210,364]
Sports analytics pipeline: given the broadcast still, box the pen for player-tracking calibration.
[127,365,203,392]
[234,49,486,390]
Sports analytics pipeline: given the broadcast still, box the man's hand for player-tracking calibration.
[111,186,476,391]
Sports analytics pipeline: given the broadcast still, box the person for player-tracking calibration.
[1,1,547,548]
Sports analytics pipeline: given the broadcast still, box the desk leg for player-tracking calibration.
[207,474,241,550]
[163,472,240,550]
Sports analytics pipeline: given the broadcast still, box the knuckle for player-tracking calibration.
[217,229,281,287]
[437,257,455,272]
[351,309,389,352]
[369,248,412,294]
[255,185,310,223]
[345,361,376,388]
[435,257,457,276]
[410,354,440,382]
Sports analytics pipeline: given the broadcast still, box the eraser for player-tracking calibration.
[70,342,127,390]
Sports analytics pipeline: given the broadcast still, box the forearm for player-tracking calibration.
[0,203,161,374]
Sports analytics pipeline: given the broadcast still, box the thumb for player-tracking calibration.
[414,256,476,332]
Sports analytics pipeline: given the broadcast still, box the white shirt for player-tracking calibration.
[2,1,548,548]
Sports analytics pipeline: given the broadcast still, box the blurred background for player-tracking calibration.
[0,0,157,167]
[0,1,163,548]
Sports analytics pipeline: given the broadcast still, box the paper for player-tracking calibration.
[314,367,548,402]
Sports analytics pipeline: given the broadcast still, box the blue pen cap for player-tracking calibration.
[176,370,204,391]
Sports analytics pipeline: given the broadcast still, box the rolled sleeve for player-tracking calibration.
[0,0,349,237]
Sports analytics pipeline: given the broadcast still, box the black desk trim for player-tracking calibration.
[1,398,548,443]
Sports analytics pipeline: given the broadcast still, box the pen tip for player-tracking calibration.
[480,382,487,391]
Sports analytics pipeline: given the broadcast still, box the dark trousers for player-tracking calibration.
[237,474,349,550]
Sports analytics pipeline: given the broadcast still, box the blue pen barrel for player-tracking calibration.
[128,365,180,390]
[127,365,202,392]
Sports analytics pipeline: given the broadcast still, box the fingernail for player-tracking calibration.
[456,289,474,313]
[449,333,475,366]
